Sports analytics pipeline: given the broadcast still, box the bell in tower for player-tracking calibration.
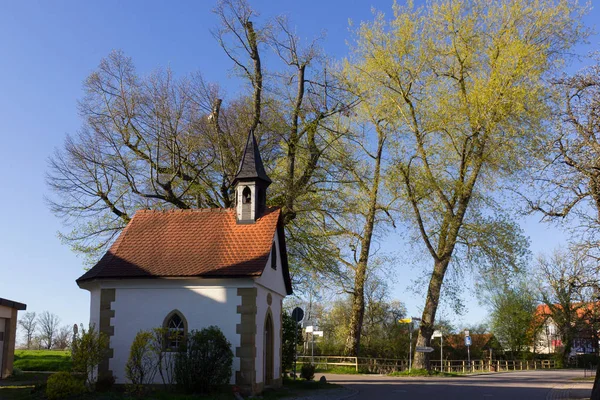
[232,132,271,223]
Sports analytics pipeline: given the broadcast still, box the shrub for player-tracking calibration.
[175,326,233,393]
[300,363,316,381]
[126,330,157,391]
[282,312,303,372]
[71,324,110,386]
[150,327,176,388]
[45,371,86,400]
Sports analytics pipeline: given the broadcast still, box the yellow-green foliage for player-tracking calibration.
[45,372,86,400]
[125,330,157,388]
[72,324,110,386]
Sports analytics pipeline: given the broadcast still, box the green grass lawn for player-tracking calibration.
[314,365,364,374]
[13,350,72,371]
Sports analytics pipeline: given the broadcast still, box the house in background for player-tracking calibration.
[533,304,599,356]
[444,333,502,360]
[0,298,27,379]
[77,132,292,394]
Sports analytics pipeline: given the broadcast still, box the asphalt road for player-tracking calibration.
[323,370,594,400]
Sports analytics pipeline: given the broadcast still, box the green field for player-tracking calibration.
[13,350,72,372]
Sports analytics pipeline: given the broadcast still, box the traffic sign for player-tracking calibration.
[292,307,304,323]
[416,346,434,353]
[432,330,442,338]
[398,318,412,323]
[465,336,472,346]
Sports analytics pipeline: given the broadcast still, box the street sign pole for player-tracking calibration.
[468,345,471,371]
[465,330,471,372]
[311,331,314,364]
[409,322,412,372]
[399,318,416,372]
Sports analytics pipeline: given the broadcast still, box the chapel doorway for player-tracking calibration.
[264,313,274,385]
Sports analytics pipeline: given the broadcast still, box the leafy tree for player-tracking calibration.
[318,278,408,358]
[490,283,539,359]
[18,312,37,350]
[346,0,586,369]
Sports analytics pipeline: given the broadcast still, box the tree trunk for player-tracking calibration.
[591,362,600,399]
[413,258,450,369]
[343,133,385,356]
[345,262,367,356]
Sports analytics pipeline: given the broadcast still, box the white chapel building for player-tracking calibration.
[77,132,292,394]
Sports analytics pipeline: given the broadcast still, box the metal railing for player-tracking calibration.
[296,356,556,374]
[584,363,597,378]
[430,359,556,373]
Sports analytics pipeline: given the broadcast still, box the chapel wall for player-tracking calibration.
[107,282,246,384]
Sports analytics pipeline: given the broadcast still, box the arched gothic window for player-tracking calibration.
[242,186,252,204]
[163,310,187,351]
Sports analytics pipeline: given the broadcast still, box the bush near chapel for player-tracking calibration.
[45,371,87,400]
[174,326,233,394]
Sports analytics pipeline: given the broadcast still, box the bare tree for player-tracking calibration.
[524,57,600,399]
[528,57,600,258]
[54,325,73,350]
[47,0,353,289]
[38,311,60,350]
[18,312,37,350]
[536,249,595,366]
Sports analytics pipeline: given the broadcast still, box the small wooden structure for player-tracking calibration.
[0,298,27,379]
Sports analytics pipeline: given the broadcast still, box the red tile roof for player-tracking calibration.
[76,207,292,293]
[534,302,600,321]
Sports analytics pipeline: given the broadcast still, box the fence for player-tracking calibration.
[430,359,556,373]
[584,364,597,378]
[296,356,556,374]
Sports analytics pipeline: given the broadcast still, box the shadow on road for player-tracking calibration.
[323,370,592,400]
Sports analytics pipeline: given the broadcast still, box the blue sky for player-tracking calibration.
[0,0,598,338]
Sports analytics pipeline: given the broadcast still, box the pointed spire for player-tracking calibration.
[233,132,272,185]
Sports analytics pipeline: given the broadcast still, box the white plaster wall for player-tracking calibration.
[254,285,283,386]
[0,305,12,319]
[105,279,251,384]
[255,233,287,297]
[254,233,286,385]
[89,287,101,330]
